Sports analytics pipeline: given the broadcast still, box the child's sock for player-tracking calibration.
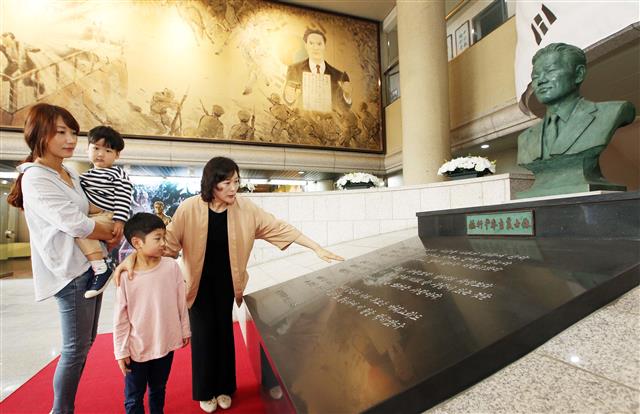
[90,259,108,275]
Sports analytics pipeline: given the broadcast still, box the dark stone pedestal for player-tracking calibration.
[243,192,639,413]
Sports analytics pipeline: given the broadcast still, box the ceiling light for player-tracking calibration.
[298,171,305,174]
[480,144,490,149]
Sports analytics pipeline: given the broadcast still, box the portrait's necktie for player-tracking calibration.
[316,64,321,74]
[543,114,558,158]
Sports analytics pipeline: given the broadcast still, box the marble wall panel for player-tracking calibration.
[328,221,355,245]
[392,189,421,219]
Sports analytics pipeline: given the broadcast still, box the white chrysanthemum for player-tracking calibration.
[437,156,496,176]
[336,172,384,190]
[240,182,255,192]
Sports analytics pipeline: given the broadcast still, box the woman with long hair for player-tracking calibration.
[8,103,115,413]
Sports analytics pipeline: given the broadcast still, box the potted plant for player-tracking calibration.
[238,182,256,193]
[437,156,496,179]
[336,172,384,190]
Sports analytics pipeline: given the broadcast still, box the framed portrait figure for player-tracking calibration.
[455,20,471,55]
[0,0,384,153]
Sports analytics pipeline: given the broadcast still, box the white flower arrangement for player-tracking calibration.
[437,156,496,176]
[239,182,255,192]
[336,172,384,190]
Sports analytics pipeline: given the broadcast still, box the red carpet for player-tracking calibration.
[1,324,265,414]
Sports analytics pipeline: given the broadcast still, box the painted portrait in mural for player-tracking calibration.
[0,0,382,152]
[283,28,352,113]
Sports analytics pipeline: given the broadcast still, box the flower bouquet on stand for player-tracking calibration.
[238,182,256,193]
[336,172,384,190]
[437,156,496,180]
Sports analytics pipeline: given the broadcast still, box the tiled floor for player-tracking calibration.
[1,228,639,413]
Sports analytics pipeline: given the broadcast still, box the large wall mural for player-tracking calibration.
[0,0,383,152]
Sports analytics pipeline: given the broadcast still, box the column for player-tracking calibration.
[397,0,450,184]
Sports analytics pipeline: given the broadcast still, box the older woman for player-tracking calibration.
[8,103,115,413]
[116,156,342,412]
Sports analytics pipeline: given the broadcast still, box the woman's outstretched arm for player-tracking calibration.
[293,233,344,262]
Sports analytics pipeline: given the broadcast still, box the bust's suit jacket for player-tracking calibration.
[517,98,635,165]
[285,58,351,110]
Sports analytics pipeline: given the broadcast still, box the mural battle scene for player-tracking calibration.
[1,0,383,152]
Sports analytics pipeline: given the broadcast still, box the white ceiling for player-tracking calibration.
[278,0,397,21]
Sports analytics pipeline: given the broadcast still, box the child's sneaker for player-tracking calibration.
[84,266,114,298]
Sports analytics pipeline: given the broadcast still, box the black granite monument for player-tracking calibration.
[243,192,639,413]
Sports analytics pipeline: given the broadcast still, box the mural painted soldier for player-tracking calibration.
[319,113,340,145]
[359,102,379,148]
[338,110,362,148]
[285,107,302,144]
[229,109,255,140]
[267,93,291,141]
[197,103,225,139]
[150,88,179,134]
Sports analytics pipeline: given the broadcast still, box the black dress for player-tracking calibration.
[189,209,236,401]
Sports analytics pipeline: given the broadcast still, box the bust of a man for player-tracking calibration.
[516,43,635,198]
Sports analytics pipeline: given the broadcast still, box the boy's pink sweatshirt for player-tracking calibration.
[113,257,191,362]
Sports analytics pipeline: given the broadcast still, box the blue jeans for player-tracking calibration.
[52,268,102,414]
[124,352,174,414]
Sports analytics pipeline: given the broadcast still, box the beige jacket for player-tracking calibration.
[165,195,301,307]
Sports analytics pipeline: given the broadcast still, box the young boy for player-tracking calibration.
[113,213,191,413]
[78,126,133,298]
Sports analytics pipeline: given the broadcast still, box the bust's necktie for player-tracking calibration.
[316,64,321,74]
[543,114,558,158]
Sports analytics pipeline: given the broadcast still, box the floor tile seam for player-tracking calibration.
[257,257,305,267]
[281,261,323,270]
[249,249,344,268]
[603,308,640,318]
[422,356,527,413]
[258,262,314,276]
[248,267,281,281]
[346,239,409,248]
[582,303,640,324]
[247,259,294,271]
[431,353,562,408]
[580,304,640,328]
[346,242,382,248]
[536,352,640,392]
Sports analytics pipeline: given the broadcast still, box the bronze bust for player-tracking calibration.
[516,43,635,198]
[153,201,172,226]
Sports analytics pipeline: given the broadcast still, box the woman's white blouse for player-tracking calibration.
[19,163,96,301]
